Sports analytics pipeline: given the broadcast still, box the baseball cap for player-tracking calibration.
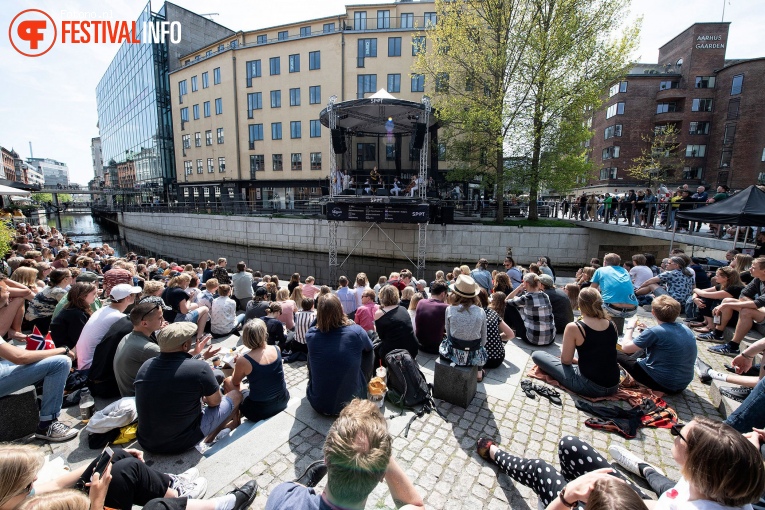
[110,284,142,300]
[255,287,269,296]
[157,322,198,351]
[417,279,426,287]
[538,274,554,288]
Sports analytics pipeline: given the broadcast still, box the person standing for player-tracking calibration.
[231,262,254,311]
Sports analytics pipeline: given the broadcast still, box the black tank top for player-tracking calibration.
[575,321,620,388]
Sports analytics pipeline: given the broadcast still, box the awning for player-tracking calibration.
[0,185,31,196]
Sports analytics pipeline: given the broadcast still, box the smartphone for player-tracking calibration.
[93,446,114,477]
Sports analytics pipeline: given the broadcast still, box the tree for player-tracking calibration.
[31,193,73,204]
[627,123,683,187]
[0,222,14,259]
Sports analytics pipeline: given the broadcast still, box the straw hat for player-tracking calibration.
[452,275,480,298]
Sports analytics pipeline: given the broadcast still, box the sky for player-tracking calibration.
[1,0,762,185]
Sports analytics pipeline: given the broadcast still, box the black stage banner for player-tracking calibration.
[326,202,430,223]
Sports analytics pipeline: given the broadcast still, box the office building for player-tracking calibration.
[91,137,103,188]
[28,157,69,187]
[1,147,15,182]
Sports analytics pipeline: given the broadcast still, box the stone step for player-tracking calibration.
[709,379,741,419]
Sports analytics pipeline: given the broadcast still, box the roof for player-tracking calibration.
[676,185,765,226]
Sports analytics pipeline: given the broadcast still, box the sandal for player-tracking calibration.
[520,379,536,399]
[692,326,713,333]
[532,383,562,406]
[476,437,496,461]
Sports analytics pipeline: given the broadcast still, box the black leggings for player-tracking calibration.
[77,449,171,510]
[494,436,648,506]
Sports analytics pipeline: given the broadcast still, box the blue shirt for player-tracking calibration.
[506,267,523,288]
[591,266,638,306]
[471,269,493,293]
[336,286,357,314]
[633,322,697,392]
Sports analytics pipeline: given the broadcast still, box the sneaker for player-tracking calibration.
[725,363,760,377]
[34,421,79,442]
[229,480,258,510]
[174,477,207,499]
[294,460,327,488]
[608,445,665,477]
[169,468,200,490]
[476,437,497,461]
[720,386,753,403]
[708,343,740,357]
[696,331,725,342]
[694,358,712,384]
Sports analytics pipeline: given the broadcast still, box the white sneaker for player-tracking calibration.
[609,445,665,477]
[174,477,207,499]
[170,468,200,486]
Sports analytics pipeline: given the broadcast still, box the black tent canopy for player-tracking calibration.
[676,185,765,226]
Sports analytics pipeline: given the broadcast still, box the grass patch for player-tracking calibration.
[489,218,577,227]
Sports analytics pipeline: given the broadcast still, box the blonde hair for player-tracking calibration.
[205,278,219,291]
[241,318,268,350]
[168,273,191,288]
[11,267,38,288]
[141,280,165,297]
[578,287,607,319]
[651,294,681,322]
[409,292,423,311]
[276,287,290,301]
[401,286,415,300]
[379,285,400,307]
[290,286,304,303]
[731,253,753,273]
[459,264,470,276]
[0,445,44,508]
[19,490,90,510]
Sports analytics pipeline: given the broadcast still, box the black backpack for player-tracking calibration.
[384,349,443,436]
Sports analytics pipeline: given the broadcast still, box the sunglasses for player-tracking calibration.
[670,423,687,442]
[140,303,161,321]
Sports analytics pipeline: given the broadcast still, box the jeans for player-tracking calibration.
[602,303,637,319]
[725,376,765,433]
[532,351,618,398]
[0,356,71,421]
[616,350,677,394]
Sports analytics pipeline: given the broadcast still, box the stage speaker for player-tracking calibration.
[376,188,390,196]
[412,123,427,150]
[341,189,355,196]
[321,186,329,196]
[441,205,455,224]
[331,128,347,154]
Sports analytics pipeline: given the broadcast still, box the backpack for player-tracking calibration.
[384,349,443,436]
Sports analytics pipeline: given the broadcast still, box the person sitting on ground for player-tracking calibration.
[471,258,493,294]
[564,283,580,313]
[262,301,287,347]
[87,301,137,398]
[493,272,513,296]
[264,399,424,510]
[289,286,304,307]
[211,257,230,285]
[353,289,378,332]
[439,275,488,381]
[51,271,100,321]
[161,273,209,339]
[629,254,653,290]
[505,273,556,346]
[537,256,555,281]
[245,286,270,320]
[636,256,695,305]
[211,284,245,337]
[479,290,514,370]
[689,266,744,341]
[0,273,37,342]
[12,266,43,294]
[335,275,357,319]
[101,261,133,300]
[289,298,316,354]
[76,284,141,373]
[23,269,70,334]
[301,276,320,300]
[223,318,289,423]
[49,282,97,350]
[731,253,754,284]
[539,274,575,333]
[275,288,297,331]
[503,256,524,288]
[231,261,254,311]
[374,285,419,363]
[533,288,620,398]
[305,295,373,416]
[193,277,217,321]
[707,256,765,357]
[589,253,639,320]
[135,322,243,453]
[618,294,697,393]
[414,281,449,354]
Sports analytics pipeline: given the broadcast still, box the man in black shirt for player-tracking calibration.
[538,274,574,333]
[245,287,270,320]
[135,322,243,454]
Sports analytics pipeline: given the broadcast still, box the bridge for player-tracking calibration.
[36,187,145,196]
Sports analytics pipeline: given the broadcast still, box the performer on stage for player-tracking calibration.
[364,179,372,195]
[341,170,351,191]
[391,178,402,196]
[409,175,421,197]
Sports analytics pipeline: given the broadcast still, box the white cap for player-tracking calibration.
[110,284,142,300]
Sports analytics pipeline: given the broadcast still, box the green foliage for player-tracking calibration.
[627,123,683,187]
[31,193,73,204]
[0,222,14,259]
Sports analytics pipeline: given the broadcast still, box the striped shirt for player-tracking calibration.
[293,310,316,344]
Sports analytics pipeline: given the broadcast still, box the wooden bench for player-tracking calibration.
[433,358,477,408]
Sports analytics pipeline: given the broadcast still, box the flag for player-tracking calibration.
[25,326,55,350]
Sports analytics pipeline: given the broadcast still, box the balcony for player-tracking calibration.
[656,86,686,100]
[654,109,684,122]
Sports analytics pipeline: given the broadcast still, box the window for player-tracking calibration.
[357,143,376,162]
[289,54,300,73]
[180,108,189,124]
[606,102,625,118]
[206,50,212,57]
[289,88,300,106]
[300,26,311,37]
[178,80,187,103]
[604,124,622,139]
[218,44,224,52]
[273,154,283,171]
[682,166,703,180]
[195,132,201,147]
[437,143,446,161]
[401,13,413,28]
[309,51,320,70]
[271,122,282,140]
[182,134,190,149]
[357,38,377,67]
[659,80,679,90]
[377,10,390,29]
[656,102,679,114]
[202,72,209,88]
[608,81,627,97]
[310,120,321,138]
[685,144,706,157]
[203,101,210,117]
[207,158,214,173]
[310,152,322,170]
[411,74,424,92]
[230,40,238,49]
[727,98,740,120]
[270,90,281,108]
[357,74,377,98]
[205,130,212,146]
[412,36,425,56]
[248,124,264,149]
[323,23,334,33]
[599,167,618,180]
[193,104,199,120]
[435,73,449,92]
[196,159,203,174]
[250,154,264,174]
[191,76,197,92]
[291,153,302,171]
[387,37,402,57]
[723,124,736,145]
[387,74,401,93]
[386,143,396,160]
[424,12,437,27]
[215,98,222,115]
[257,34,267,44]
[213,68,221,85]
[247,92,262,118]
[278,30,288,40]
[695,76,715,88]
[184,160,192,175]
[689,121,710,135]
[217,128,224,144]
[691,98,713,112]
[270,57,280,75]
[218,157,225,172]
[602,146,620,160]
[354,11,367,30]
[246,60,261,87]
[309,86,321,104]
[290,121,302,139]
[731,74,744,95]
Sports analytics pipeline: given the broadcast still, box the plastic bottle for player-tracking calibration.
[79,388,95,423]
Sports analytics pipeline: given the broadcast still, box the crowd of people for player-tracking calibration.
[2,220,765,510]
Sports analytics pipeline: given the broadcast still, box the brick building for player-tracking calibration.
[1,147,16,182]
[588,22,765,192]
